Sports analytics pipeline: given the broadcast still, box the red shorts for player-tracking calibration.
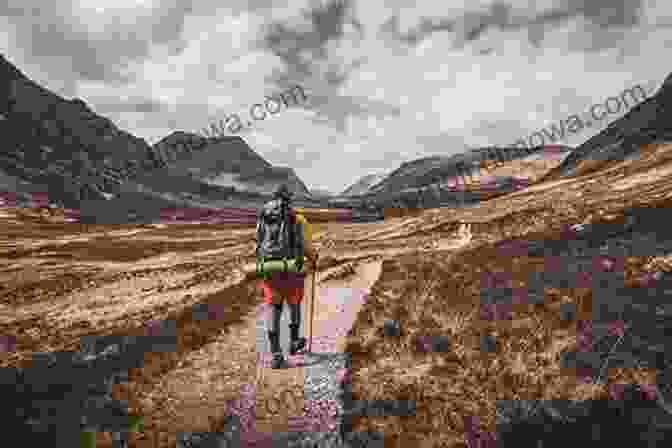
[259,272,306,305]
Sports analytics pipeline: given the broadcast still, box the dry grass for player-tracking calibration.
[3,143,672,447]
[344,237,660,447]
[343,144,672,447]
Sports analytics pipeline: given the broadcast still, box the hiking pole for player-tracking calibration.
[308,257,317,353]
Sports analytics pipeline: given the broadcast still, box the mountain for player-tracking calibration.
[341,173,386,197]
[147,131,310,198]
[369,145,572,195]
[0,53,311,217]
[151,131,271,174]
[0,53,159,207]
[80,132,313,223]
[543,77,672,181]
[201,164,310,199]
[340,145,571,208]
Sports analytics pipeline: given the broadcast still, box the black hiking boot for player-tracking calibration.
[289,324,307,355]
[268,331,285,369]
[271,352,285,369]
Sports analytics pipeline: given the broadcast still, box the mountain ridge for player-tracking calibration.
[0,53,311,214]
[543,77,672,180]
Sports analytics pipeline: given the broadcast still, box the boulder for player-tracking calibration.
[382,319,401,337]
[559,302,577,322]
[480,333,498,353]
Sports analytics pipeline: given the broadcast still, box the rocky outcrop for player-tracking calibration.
[544,75,672,181]
[0,53,160,207]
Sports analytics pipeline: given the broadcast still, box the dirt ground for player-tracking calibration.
[2,145,672,446]
[343,142,672,446]
[0,198,474,447]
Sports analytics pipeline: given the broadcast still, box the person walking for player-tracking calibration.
[256,184,319,369]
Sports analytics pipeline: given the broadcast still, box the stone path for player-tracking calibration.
[175,260,384,447]
[241,263,380,447]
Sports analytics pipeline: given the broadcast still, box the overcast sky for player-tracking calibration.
[1,0,671,193]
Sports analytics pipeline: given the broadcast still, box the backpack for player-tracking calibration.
[256,199,304,260]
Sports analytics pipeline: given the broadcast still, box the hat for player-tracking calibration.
[273,184,293,200]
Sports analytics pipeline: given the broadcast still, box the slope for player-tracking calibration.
[343,139,672,446]
[543,78,671,181]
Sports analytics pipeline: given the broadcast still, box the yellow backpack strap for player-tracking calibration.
[295,213,312,240]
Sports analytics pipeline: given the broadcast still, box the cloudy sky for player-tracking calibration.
[1,0,671,193]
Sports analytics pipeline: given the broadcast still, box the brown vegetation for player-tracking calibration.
[342,143,672,446]
[2,143,672,447]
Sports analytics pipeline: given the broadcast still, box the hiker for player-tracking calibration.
[256,184,319,369]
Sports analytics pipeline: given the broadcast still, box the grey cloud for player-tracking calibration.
[383,0,642,48]
[94,98,167,114]
[561,0,641,28]
[211,0,276,16]
[260,144,324,170]
[147,1,195,45]
[414,133,470,157]
[380,15,453,46]
[356,158,391,170]
[381,3,512,46]
[525,0,642,49]
[306,91,401,132]
[290,150,325,168]
[260,0,371,131]
[1,0,194,83]
[261,0,362,90]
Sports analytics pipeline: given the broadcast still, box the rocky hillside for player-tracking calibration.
[151,131,270,176]
[544,75,672,180]
[341,145,572,208]
[147,131,310,197]
[226,165,310,197]
[368,145,571,195]
[0,54,163,207]
[0,53,311,213]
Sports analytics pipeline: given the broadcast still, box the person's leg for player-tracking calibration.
[268,302,284,368]
[261,278,285,368]
[266,302,284,335]
[286,278,306,355]
[288,301,301,327]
